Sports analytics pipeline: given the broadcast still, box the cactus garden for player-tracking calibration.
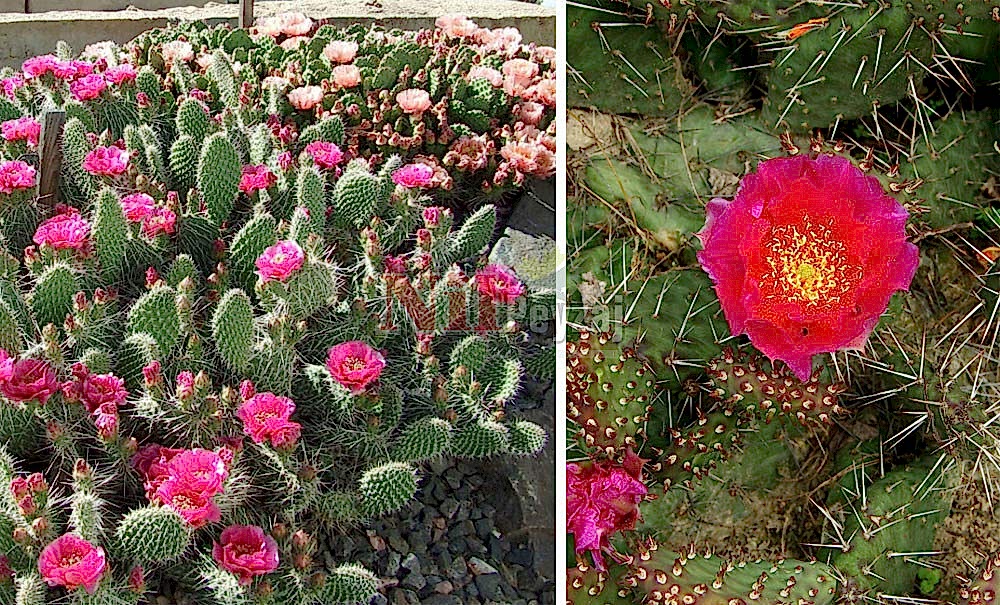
[567,0,1000,603]
[0,11,555,605]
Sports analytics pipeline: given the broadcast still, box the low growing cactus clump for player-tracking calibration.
[0,12,552,605]
[568,0,1000,603]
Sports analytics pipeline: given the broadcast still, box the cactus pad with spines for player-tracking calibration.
[568,330,655,458]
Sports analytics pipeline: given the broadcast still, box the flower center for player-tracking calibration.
[60,552,83,567]
[272,252,286,264]
[761,216,863,309]
[344,356,366,372]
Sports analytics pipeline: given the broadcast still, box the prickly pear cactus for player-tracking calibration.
[0,13,552,605]
[568,0,1000,601]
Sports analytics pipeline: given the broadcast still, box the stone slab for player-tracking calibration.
[0,0,22,13]
[28,0,213,12]
[0,0,554,67]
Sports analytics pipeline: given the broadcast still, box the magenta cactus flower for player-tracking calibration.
[326,341,386,394]
[237,392,301,448]
[392,163,435,188]
[0,159,36,193]
[38,533,107,594]
[567,456,647,570]
[255,240,305,283]
[238,164,276,194]
[0,357,59,405]
[83,146,129,176]
[697,154,919,380]
[1,116,40,146]
[69,73,107,101]
[475,264,526,304]
[33,209,90,250]
[305,141,345,169]
[212,525,279,585]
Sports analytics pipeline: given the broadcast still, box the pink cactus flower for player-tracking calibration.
[277,151,294,172]
[175,371,195,400]
[288,86,324,111]
[236,392,301,448]
[501,58,539,92]
[1,117,40,147]
[697,154,920,381]
[239,164,276,194]
[22,54,59,78]
[1,75,25,99]
[33,209,90,250]
[331,64,362,89]
[255,240,305,283]
[323,40,359,64]
[212,525,279,586]
[0,555,12,584]
[392,163,435,188]
[475,27,523,54]
[93,402,119,439]
[161,40,194,65]
[305,141,345,169]
[396,89,432,116]
[70,74,107,101]
[78,372,127,414]
[0,160,36,194]
[38,534,107,594]
[326,341,386,394]
[141,206,177,238]
[132,443,183,498]
[104,63,137,84]
[516,101,545,126]
[154,479,222,528]
[0,350,13,383]
[1,358,59,405]
[499,139,555,178]
[120,192,156,222]
[567,456,647,570]
[83,146,129,176]
[279,12,314,36]
[475,264,526,304]
[468,66,503,87]
[422,207,445,227]
[524,78,556,107]
[280,36,309,51]
[436,14,479,39]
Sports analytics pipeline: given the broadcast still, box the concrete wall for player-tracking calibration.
[0,0,554,67]
[26,0,214,12]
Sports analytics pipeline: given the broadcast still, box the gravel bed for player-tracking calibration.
[321,457,555,605]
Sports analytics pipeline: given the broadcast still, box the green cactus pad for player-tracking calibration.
[30,263,79,329]
[93,188,129,281]
[359,461,419,517]
[623,541,838,605]
[707,347,847,428]
[449,419,510,458]
[391,417,453,463]
[508,419,548,456]
[322,563,380,604]
[568,330,654,457]
[128,286,181,356]
[198,132,241,225]
[116,506,191,563]
[212,289,254,372]
[567,563,633,605]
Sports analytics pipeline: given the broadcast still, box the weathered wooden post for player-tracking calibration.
[239,0,254,29]
[38,110,65,206]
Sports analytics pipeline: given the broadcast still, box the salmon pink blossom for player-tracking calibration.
[141,206,177,238]
[323,40,358,64]
[326,341,385,394]
[161,41,194,65]
[38,534,106,594]
[435,14,479,39]
[256,240,304,283]
[120,193,155,222]
[697,154,920,380]
[279,12,313,36]
[212,525,279,585]
[331,64,362,88]
[288,86,323,111]
[396,89,432,116]
[104,64,137,84]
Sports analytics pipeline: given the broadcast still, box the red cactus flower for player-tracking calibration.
[567,453,647,570]
[326,341,385,394]
[697,154,919,380]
